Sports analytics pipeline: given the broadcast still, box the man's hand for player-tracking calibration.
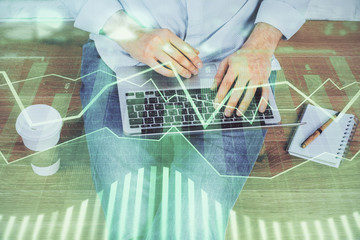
[102,11,202,78]
[212,23,282,117]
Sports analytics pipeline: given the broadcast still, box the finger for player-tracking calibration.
[237,83,256,117]
[213,66,237,109]
[259,85,270,113]
[169,35,203,69]
[147,58,176,78]
[224,78,248,117]
[156,50,192,78]
[147,58,176,77]
[191,46,200,55]
[162,43,199,75]
[211,59,228,90]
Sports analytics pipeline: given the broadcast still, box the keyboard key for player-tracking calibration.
[145,104,154,110]
[188,89,200,94]
[174,116,183,122]
[141,124,151,128]
[158,110,168,116]
[184,102,192,108]
[127,105,135,113]
[177,96,187,101]
[145,91,154,95]
[149,111,158,117]
[176,89,185,95]
[234,115,243,120]
[168,109,178,115]
[151,124,161,127]
[184,115,194,121]
[138,111,147,117]
[149,97,158,103]
[207,107,216,113]
[130,125,140,128]
[215,113,223,119]
[181,109,188,115]
[195,101,203,107]
[165,90,176,96]
[243,110,254,119]
[205,113,212,119]
[165,116,174,123]
[174,102,183,108]
[165,103,175,109]
[197,94,207,100]
[129,118,143,125]
[127,98,147,105]
[128,112,137,118]
[145,118,154,124]
[264,109,273,116]
[136,92,145,98]
[204,101,213,107]
[199,107,207,113]
[155,104,164,110]
[188,108,196,114]
[169,96,178,102]
[155,91,164,97]
[155,117,164,123]
[135,105,144,111]
[125,92,135,96]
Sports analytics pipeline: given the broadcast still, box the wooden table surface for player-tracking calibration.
[0,21,359,239]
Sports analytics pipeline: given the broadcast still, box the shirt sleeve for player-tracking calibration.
[72,0,123,34]
[255,0,310,39]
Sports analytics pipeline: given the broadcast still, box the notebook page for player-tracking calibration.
[288,104,353,167]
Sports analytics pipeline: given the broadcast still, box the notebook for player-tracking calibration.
[288,104,358,168]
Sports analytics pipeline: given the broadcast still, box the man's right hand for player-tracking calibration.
[102,11,202,78]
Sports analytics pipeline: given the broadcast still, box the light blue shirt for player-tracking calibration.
[65,0,309,70]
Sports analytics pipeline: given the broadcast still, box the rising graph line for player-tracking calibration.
[1,127,359,180]
[1,62,360,129]
[1,62,359,175]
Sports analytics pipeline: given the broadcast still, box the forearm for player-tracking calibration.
[241,22,283,57]
[102,10,145,44]
[100,10,202,78]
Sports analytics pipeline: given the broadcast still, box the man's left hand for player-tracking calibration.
[211,23,283,117]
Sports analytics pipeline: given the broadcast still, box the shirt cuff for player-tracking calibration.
[74,0,122,34]
[255,0,306,39]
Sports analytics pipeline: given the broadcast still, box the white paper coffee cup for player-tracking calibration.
[16,104,63,176]
[15,104,63,152]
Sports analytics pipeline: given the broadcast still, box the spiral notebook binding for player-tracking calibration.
[336,116,359,160]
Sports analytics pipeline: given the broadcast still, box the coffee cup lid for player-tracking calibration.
[15,104,62,141]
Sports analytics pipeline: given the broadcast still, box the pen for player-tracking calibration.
[301,112,340,148]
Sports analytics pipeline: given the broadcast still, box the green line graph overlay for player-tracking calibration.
[1,62,360,127]
[0,62,359,178]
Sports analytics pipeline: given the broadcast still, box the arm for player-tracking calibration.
[62,0,123,34]
[213,23,282,116]
[64,0,203,78]
[213,0,309,116]
[101,10,203,78]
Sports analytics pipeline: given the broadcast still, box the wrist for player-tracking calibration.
[240,22,282,57]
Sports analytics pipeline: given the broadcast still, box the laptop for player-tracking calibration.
[115,62,281,136]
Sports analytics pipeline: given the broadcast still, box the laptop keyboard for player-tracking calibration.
[125,88,274,134]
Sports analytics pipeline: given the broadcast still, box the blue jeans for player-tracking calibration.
[80,40,276,240]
